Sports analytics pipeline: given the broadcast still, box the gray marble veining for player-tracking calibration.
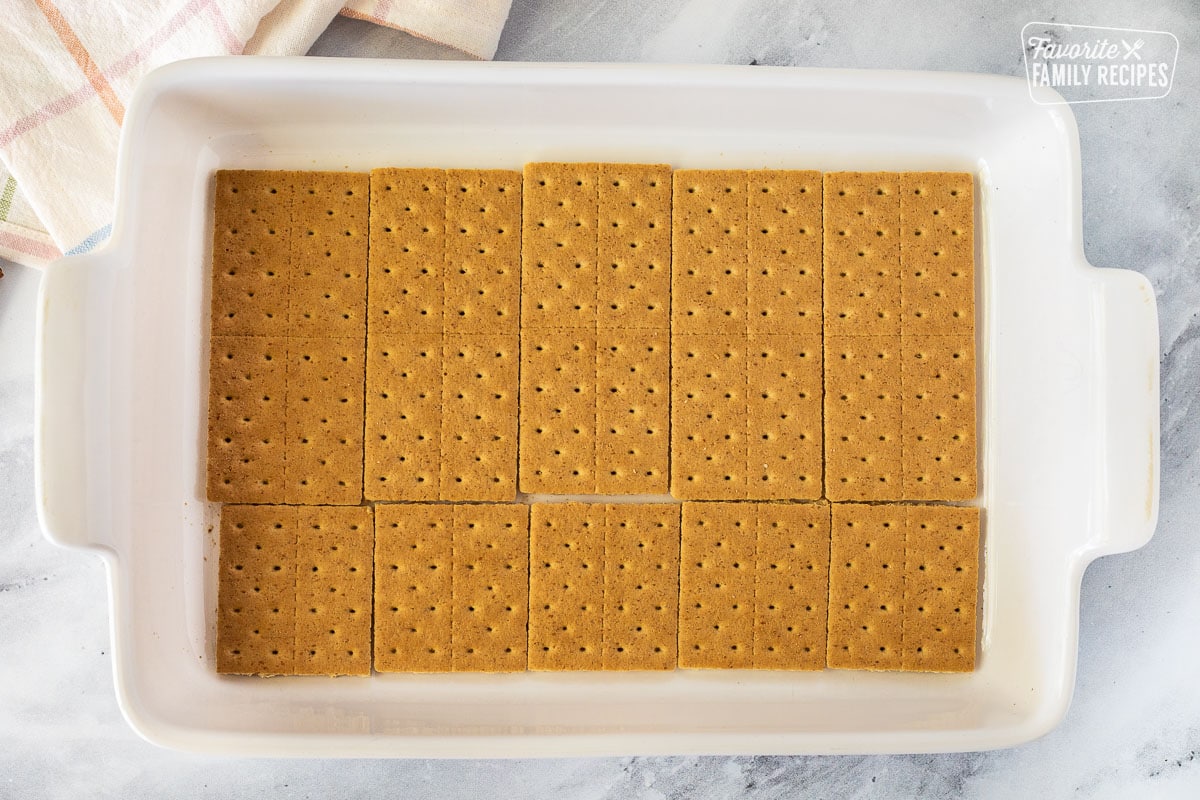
[2,1,1198,796]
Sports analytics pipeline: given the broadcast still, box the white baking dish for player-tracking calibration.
[34,58,1159,756]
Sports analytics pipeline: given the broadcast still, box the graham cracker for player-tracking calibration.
[747,170,823,336]
[518,329,597,494]
[595,330,670,495]
[753,502,830,670]
[827,503,905,670]
[367,168,446,334]
[289,171,369,338]
[373,504,453,672]
[669,170,826,502]
[451,504,529,672]
[746,334,823,500]
[678,502,756,669]
[597,163,672,330]
[444,169,522,334]
[216,505,297,675]
[440,334,519,501]
[670,335,748,500]
[284,337,365,505]
[672,169,748,335]
[824,335,903,501]
[207,336,287,504]
[363,333,443,501]
[903,505,980,672]
[521,162,599,329]
[900,172,974,336]
[294,506,373,676]
[528,503,606,670]
[602,503,680,671]
[902,335,978,500]
[823,172,901,336]
[210,170,292,337]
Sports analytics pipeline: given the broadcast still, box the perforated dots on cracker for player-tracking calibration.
[670,335,749,500]
[365,168,521,500]
[364,333,443,500]
[210,170,292,337]
[602,503,680,670]
[451,504,529,672]
[679,502,756,668]
[823,172,901,336]
[680,502,829,670]
[289,171,369,338]
[373,504,453,672]
[528,503,681,671]
[595,331,669,495]
[528,503,606,670]
[746,334,823,500]
[216,505,298,675]
[900,172,974,336]
[522,162,600,329]
[902,335,977,500]
[284,337,365,505]
[670,169,824,501]
[207,336,287,504]
[367,168,446,334]
[827,503,905,671]
[519,163,672,495]
[824,335,903,501]
[294,506,373,676]
[747,169,823,335]
[753,502,830,670]
[672,170,748,335]
[440,334,519,501]
[903,505,980,672]
[518,329,597,494]
[597,163,671,330]
[444,169,522,334]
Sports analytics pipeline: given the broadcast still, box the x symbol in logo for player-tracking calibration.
[1121,38,1145,60]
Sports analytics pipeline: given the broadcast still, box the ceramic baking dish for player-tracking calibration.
[34,58,1159,756]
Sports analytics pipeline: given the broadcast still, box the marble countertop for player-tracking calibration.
[2,1,1198,797]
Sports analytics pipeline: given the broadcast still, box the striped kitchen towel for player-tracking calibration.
[0,0,513,269]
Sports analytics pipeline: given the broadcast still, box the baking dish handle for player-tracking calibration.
[34,251,106,552]
[1090,266,1160,556]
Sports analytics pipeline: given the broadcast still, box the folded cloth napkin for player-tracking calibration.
[0,0,512,268]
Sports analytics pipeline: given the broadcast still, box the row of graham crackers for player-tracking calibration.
[680,501,980,672]
[217,501,979,675]
[209,166,976,505]
[669,169,976,502]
